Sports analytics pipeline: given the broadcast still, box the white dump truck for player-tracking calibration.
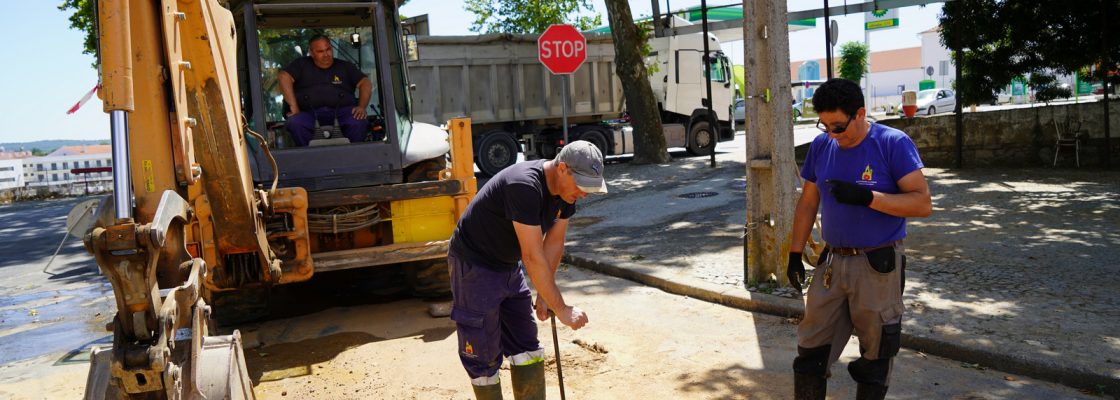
[407,17,736,176]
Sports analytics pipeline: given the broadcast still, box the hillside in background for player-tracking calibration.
[0,139,109,155]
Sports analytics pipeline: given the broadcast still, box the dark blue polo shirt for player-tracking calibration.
[282,57,366,110]
[449,160,576,270]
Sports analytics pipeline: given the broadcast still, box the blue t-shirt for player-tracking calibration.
[449,160,576,270]
[800,122,924,248]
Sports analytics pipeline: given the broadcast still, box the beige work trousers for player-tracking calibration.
[797,242,905,370]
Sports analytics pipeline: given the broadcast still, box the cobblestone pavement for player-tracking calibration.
[566,135,1119,395]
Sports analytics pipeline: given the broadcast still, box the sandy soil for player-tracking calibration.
[238,266,1096,400]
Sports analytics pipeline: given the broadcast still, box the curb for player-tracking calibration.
[563,253,1119,398]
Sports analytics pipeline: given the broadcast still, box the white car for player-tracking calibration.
[915,88,957,115]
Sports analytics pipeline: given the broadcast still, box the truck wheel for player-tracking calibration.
[405,156,448,182]
[579,129,608,155]
[476,132,518,177]
[687,120,715,156]
[403,259,451,298]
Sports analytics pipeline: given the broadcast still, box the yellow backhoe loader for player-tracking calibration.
[81,1,475,398]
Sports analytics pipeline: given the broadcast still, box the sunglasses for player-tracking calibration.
[816,114,855,134]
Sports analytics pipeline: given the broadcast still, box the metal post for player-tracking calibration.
[954,49,964,169]
[1102,1,1112,169]
[563,74,570,144]
[824,0,833,78]
[864,28,872,109]
[702,0,716,168]
[651,0,664,38]
[110,110,133,220]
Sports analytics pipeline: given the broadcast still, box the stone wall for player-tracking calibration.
[877,100,1120,168]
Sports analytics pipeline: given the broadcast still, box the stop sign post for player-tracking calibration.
[538,24,587,143]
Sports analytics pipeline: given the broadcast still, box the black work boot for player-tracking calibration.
[472,383,504,400]
[794,373,827,400]
[510,362,545,400]
[855,383,889,400]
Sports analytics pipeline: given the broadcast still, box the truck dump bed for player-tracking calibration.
[408,33,625,127]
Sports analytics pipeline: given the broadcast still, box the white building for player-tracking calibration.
[790,24,960,110]
[0,158,24,190]
[919,26,956,89]
[23,145,114,195]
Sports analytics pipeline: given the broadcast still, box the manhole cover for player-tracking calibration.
[678,191,719,199]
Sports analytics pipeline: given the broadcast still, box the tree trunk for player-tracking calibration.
[604,0,670,164]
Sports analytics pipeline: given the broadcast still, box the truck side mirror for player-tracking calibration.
[404,34,419,61]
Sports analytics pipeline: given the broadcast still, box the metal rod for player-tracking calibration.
[563,74,570,144]
[550,314,566,400]
[110,110,133,220]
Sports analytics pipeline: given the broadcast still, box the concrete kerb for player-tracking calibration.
[562,253,1120,397]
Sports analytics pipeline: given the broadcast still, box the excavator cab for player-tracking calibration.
[234,0,426,191]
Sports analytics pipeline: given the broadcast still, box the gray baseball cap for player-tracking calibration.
[556,140,607,193]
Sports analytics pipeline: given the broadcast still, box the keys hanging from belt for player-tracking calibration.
[822,251,834,289]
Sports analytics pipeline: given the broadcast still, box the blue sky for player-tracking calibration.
[1,1,941,143]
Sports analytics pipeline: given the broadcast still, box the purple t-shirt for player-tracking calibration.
[800,122,924,248]
[449,160,576,270]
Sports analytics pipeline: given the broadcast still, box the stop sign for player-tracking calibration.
[538,24,587,75]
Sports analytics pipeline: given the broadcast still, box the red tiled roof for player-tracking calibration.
[48,145,112,156]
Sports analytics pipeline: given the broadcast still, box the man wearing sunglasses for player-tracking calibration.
[787,78,932,400]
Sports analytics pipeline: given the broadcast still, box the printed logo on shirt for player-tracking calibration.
[861,164,873,181]
[332,75,342,85]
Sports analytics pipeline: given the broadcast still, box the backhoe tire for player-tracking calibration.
[403,259,451,298]
[477,132,519,177]
[686,120,715,156]
[405,156,449,183]
[210,286,270,326]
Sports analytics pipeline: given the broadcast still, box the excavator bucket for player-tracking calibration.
[83,331,254,400]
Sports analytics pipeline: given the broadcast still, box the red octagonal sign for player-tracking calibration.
[538,24,587,75]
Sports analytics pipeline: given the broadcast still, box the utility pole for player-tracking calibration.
[954,48,964,169]
[824,0,833,78]
[743,0,797,286]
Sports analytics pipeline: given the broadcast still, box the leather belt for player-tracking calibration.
[827,240,901,256]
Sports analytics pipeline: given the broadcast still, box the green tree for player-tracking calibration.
[59,0,97,59]
[464,0,601,34]
[838,41,870,83]
[31,148,47,156]
[940,0,1119,106]
[604,0,669,164]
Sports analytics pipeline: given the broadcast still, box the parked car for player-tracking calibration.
[732,98,801,124]
[900,88,957,115]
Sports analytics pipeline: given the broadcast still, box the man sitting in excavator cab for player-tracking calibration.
[278,34,372,146]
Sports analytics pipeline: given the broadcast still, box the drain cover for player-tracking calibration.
[678,191,719,199]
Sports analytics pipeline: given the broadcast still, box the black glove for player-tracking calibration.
[826,179,873,207]
[787,252,805,293]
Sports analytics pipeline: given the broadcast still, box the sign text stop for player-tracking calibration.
[538,24,587,75]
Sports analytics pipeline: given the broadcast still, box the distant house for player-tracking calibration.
[23,145,113,195]
[48,145,112,157]
[788,24,969,110]
[790,47,923,109]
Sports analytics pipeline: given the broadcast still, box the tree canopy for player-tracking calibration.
[939,0,1119,105]
[464,0,601,34]
[838,41,869,83]
[59,0,96,61]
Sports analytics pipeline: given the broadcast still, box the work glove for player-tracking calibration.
[826,179,874,207]
[787,252,805,293]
